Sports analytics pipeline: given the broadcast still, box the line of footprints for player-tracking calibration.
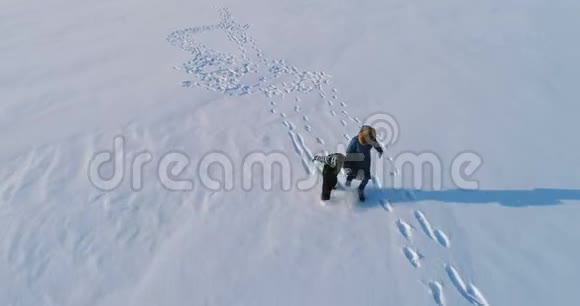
[269,90,488,306]
[172,9,489,306]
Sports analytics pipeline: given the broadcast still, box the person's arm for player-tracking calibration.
[373,142,384,157]
[361,131,383,157]
[313,155,327,164]
[313,154,340,168]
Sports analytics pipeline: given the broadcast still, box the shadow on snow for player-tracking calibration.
[360,187,580,208]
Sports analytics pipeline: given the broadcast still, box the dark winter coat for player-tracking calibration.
[345,136,382,172]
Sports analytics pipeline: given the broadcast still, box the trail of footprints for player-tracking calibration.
[271,81,481,305]
[170,9,488,306]
[394,207,488,305]
[314,64,485,306]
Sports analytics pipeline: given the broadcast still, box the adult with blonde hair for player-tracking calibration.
[344,125,384,201]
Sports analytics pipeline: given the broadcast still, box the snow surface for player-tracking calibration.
[2,0,580,305]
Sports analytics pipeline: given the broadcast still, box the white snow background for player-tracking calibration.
[1,0,579,305]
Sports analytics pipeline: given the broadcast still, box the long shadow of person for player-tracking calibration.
[359,187,580,208]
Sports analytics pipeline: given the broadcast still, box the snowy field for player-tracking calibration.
[1,0,580,305]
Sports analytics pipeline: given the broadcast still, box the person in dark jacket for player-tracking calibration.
[313,153,346,201]
[344,125,383,201]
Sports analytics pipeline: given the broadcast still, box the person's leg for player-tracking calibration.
[357,168,371,201]
[357,168,371,190]
[345,165,362,187]
[358,177,370,191]
[345,171,355,187]
[321,173,336,200]
[329,175,338,192]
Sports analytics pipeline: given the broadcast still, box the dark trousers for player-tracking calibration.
[321,173,338,200]
[346,167,371,191]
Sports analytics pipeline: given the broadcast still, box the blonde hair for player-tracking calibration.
[358,126,377,145]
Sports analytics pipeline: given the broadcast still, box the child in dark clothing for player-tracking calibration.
[312,153,346,201]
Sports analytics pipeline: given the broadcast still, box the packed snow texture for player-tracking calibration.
[1,0,580,305]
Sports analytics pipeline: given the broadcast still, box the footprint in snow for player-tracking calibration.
[397,219,413,241]
[402,246,422,268]
[434,229,450,248]
[282,121,296,131]
[414,210,435,240]
[445,264,489,306]
[413,210,450,248]
[428,281,446,306]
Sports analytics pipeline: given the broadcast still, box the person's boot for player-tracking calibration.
[358,188,366,202]
[321,189,331,201]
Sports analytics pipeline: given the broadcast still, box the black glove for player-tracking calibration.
[376,146,384,157]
